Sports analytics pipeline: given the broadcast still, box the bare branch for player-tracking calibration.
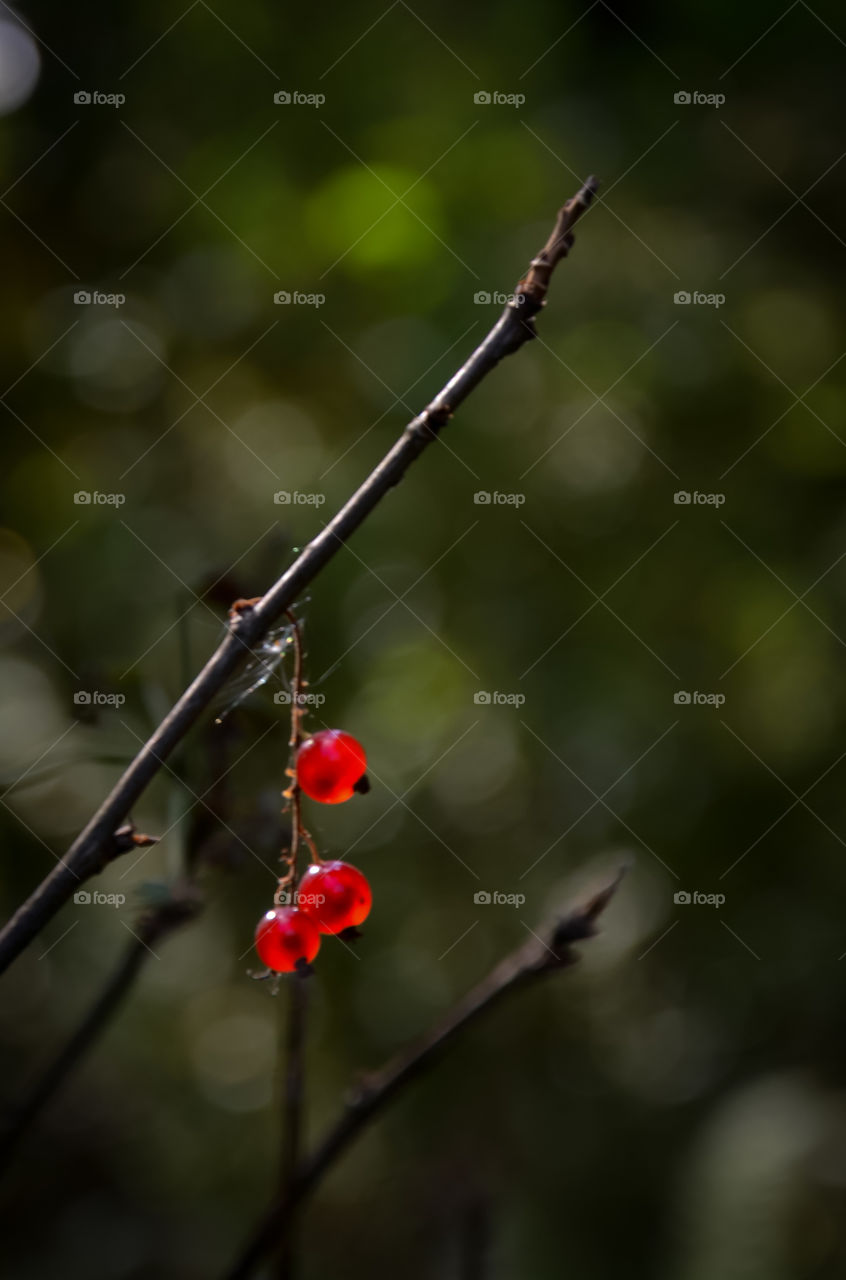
[222,865,624,1280]
[0,178,599,975]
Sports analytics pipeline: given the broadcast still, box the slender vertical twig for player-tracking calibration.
[275,608,312,1280]
[278,976,309,1280]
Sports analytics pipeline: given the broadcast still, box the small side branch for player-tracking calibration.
[223,866,624,1280]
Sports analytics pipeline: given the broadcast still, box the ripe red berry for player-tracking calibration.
[254,906,321,972]
[296,729,367,804]
[297,860,372,935]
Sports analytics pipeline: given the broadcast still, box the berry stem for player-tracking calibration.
[275,611,321,909]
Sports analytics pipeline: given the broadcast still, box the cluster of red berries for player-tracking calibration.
[255,730,373,974]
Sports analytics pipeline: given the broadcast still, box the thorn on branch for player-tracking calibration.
[410,403,454,441]
[94,822,160,873]
[229,596,263,626]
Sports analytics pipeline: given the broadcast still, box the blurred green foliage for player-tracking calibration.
[3,1,846,1276]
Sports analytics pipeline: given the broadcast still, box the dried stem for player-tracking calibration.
[0,177,599,974]
[222,866,624,1280]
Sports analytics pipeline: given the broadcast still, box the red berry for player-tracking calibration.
[297,861,372,935]
[296,730,367,804]
[254,906,321,972]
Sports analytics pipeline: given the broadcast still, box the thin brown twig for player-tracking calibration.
[278,975,309,1280]
[275,607,311,1280]
[0,176,598,976]
[222,865,624,1280]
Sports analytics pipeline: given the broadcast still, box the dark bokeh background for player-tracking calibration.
[3,2,846,1276]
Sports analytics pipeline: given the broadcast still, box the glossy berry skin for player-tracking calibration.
[297,861,372,935]
[296,730,367,804]
[254,906,321,972]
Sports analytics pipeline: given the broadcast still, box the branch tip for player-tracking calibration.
[550,862,628,951]
[518,175,599,303]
